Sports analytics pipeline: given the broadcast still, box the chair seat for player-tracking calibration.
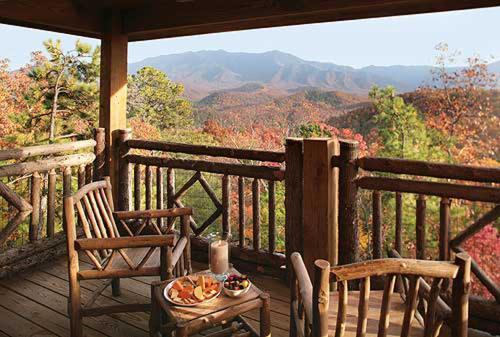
[327,290,424,337]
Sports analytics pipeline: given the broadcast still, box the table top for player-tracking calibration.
[153,267,264,323]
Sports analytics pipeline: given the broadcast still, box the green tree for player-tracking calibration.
[127,67,193,130]
[369,86,435,160]
[28,39,100,141]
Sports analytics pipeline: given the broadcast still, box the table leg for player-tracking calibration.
[259,293,271,337]
[150,284,161,337]
[176,324,189,337]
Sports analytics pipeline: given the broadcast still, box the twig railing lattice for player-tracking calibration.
[0,138,98,277]
[118,137,287,273]
[335,146,500,333]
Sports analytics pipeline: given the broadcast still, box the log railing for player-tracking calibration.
[116,133,292,276]
[0,134,102,278]
[335,148,500,333]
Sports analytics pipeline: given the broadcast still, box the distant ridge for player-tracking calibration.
[128,50,500,100]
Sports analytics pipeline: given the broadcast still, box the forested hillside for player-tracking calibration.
[195,87,367,130]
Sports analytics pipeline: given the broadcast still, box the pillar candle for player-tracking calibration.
[210,240,229,275]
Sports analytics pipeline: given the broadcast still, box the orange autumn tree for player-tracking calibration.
[0,60,17,147]
[203,120,286,153]
[0,59,43,148]
[415,44,498,164]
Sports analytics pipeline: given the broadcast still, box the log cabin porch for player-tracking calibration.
[0,132,498,336]
[1,1,500,336]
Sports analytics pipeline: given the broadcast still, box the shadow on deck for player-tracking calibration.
[0,255,290,337]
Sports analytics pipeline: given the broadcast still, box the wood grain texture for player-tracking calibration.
[0,139,96,161]
[338,140,359,265]
[124,0,500,41]
[126,139,285,162]
[0,153,95,177]
[357,156,500,183]
[126,154,285,181]
[356,176,500,203]
[303,138,339,276]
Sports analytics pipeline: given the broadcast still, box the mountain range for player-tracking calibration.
[128,50,500,100]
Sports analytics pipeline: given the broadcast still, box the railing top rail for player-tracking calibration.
[126,138,285,163]
[356,156,500,184]
[355,176,500,203]
[0,153,95,177]
[0,139,96,161]
[126,154,285,181]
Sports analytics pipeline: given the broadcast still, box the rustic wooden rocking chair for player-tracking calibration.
[290,252,471,337]
[64,178,192,337]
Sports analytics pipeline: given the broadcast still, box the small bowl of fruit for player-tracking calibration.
[223,274,251,298]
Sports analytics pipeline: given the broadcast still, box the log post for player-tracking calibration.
[167,168,175,228]
[259,293,271,337]
[222,175,231,239]
[93,128,106,181]
[47,169,56,238]
[252,178,260,250]
[62,166,72,232]
[372,190,382,259]
[338,140,359,265]
[416,194,426,260]
[114,129,131,211]
[439,197,451,261]
[99,10,128,185]
[452,253,471,337]
[268,180,276,254]
[238,176,246,248]
[134,164,141,210]
[156,167,163,228]
[395,192,403,254]
[313,259,330,337]
[145,165,152,210]
[302,138,339,278]
[285,138,303,265]
[285,138,303,336]
[85,164,92,184]
[78,165,85,189]
[29,172,41,242]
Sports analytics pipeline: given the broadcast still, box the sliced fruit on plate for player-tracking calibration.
[198,275,205,290]
[179,290,191,299]
[172,280,184,291]
[194,286,204,301]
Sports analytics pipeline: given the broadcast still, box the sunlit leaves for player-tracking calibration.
[127,67,193,130]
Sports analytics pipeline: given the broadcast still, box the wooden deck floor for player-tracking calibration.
[0,256,291,337]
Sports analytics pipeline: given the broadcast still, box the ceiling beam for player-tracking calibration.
[0,0,102,38]
[124,0,500,41]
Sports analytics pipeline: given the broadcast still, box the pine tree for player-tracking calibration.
[28,39,100,141]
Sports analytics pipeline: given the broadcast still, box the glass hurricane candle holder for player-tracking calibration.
[208,233,231,281]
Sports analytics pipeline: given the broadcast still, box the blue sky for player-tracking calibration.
[1,7,499,69]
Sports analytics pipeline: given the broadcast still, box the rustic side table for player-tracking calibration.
[149,268,271,337]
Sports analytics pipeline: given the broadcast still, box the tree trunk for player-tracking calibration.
[49,89,59,142]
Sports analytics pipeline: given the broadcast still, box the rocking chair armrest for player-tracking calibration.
[74,235,175,251]
[113,208,192,220]
[291,252,313,322]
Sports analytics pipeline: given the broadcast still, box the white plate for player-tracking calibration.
[163,276,222,307]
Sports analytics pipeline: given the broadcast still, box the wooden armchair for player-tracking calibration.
[290,252,471,337]
[64,178,192,337]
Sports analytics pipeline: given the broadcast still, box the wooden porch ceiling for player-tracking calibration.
[1,0,500,41]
